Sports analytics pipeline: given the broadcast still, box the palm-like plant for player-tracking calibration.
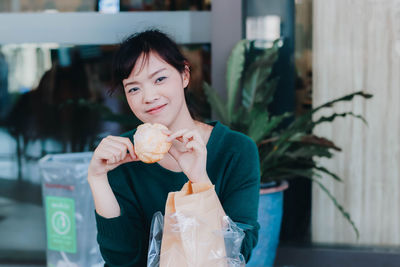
[203,39,372,239]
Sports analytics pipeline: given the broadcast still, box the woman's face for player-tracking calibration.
[122,51,189,126]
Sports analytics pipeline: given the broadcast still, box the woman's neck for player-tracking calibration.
[166,104,212,145]
[167,103,197,133]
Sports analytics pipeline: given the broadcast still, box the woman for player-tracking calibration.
[88,29,260,266]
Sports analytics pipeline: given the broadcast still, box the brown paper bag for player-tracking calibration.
[160,181,228,267]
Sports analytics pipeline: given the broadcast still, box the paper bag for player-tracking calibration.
[159,181,228,267]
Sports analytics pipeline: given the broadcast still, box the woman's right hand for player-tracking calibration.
[88,136,138,181]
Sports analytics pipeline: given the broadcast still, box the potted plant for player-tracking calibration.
[203,39,372,266]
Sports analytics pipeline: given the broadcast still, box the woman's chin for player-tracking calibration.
[142,117,171,128]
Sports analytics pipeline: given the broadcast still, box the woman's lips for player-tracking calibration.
[147,104,167,114]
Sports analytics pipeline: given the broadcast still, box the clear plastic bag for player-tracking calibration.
[147,211,246,267]
[39,152,104,267]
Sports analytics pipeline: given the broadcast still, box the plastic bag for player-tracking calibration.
[147,181,246,267]
[39,152,104,267]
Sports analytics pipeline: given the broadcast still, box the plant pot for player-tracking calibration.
[247,181,289,267]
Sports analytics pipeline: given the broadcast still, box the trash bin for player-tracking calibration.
[39,152,104,267]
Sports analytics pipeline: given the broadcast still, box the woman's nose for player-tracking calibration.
[143,87,160,103]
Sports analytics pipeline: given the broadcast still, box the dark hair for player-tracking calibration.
[110,29,189,95]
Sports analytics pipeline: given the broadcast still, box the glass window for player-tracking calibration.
[244,0,310,245]
[0,42,210,261]
[0,0,97,12]
[0,0,211,13]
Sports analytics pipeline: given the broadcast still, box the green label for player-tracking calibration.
[45,196,77,253]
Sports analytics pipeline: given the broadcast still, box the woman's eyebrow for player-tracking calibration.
[124,68,167,87]
[148,68,167,79]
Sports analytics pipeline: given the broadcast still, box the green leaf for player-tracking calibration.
[231,106,251,130]
[287,145,335,159]
[314,112,368,127]
[312,91,373,114]
[314,166,343,182]
[242,67,261,109]
[247,108,270,143]
[254,78,279,106]
[226,39,248,123]
[251,112,292,144]
[242,45,279,110]
[287,91,372,133]
[203,82,228,125]
[308,177,360,239]
[298,135,342,151]
[287,132,307,142]
[261,141,293,164]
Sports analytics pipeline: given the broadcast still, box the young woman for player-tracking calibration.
[88,29,260,266]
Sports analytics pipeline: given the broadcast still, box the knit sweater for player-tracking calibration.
[95,121,261,266]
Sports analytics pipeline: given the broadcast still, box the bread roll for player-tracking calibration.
[134,123,172,163]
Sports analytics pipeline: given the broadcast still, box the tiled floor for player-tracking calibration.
[0,182,46,253]
[0,189,46,259]
[275,244,400,267]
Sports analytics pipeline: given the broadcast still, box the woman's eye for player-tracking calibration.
[128,87,139,93]
[155,76,167,83]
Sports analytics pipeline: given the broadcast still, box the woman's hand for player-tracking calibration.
[88,136,138,181]
[164,129,210,184]
[87,136,138,218]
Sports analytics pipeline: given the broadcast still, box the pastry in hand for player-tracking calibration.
[133,123,172,163]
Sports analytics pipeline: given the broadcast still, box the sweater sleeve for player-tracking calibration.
[95,166,147,267]
[220,137,261,263]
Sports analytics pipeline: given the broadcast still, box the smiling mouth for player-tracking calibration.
[147,104,167,114]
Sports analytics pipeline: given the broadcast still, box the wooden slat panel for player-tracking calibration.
[312,0,400,245]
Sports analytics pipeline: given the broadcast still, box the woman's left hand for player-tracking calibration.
[164,128,210,184]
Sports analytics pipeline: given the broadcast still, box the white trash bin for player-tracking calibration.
[39,152,104,267]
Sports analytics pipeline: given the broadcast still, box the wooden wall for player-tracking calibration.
[312,0,400,245]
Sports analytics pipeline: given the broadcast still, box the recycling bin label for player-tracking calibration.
[45,196,77,253]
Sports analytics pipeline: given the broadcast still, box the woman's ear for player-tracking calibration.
[182,65,190,88]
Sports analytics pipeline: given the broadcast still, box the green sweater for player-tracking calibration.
[95,121,261,266]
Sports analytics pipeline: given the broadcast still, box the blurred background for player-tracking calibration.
[0,0,399,266]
